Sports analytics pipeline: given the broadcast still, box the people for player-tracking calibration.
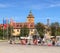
[9,39,12,44]
[32,35,38,45]
[51,36,56,46]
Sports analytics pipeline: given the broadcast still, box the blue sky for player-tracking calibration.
[0,0,60,24]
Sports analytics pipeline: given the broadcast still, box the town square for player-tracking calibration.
[0,0,60,53]
[0,42,60,53]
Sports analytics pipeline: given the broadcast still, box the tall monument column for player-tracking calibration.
[47,19,50,27]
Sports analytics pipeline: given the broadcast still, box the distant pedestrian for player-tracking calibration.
[9,39,12,44]
[52,38,55,46]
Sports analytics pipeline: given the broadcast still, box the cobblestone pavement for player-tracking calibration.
[0,42,60,53]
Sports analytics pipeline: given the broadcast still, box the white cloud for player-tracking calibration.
[0,0,60,9]
[0,3,16,8]
[29,2,60,10]
[0,4,7,8]
[49,4,60,8]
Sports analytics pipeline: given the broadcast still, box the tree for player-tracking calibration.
[0,28,7,39]
[35,23,45,38]
[50,22,60,36]
[0,29,3,39]
[51,26,56,36]
[56,27,60,36]
[20,26,29,37]
[8,25,11,39]
[8,25,14,39]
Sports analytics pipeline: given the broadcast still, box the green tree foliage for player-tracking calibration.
[35,23,45,38]
[55,27,60,36]
[51,26,56,36]
[0,28,7,39]
[50,22,60,36]
[8,25,14,39]
[8,25,11,39]
[0,29,3,39]
[20,26,29,37]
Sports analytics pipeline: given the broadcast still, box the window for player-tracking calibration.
[30,25,33,27]
[17,24,19,27]
[20,25,22,27]
[17,29,19,32]
[24,25,27,27]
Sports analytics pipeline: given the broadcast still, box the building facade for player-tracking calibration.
[0,11,51,38]
[11,11,35,36]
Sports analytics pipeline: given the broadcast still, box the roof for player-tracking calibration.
[13,22,35,29]
[27,11,34,18]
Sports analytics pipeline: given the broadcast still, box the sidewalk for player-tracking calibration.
[0,40,8,42]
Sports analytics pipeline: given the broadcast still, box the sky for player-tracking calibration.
[0,0,60,24]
